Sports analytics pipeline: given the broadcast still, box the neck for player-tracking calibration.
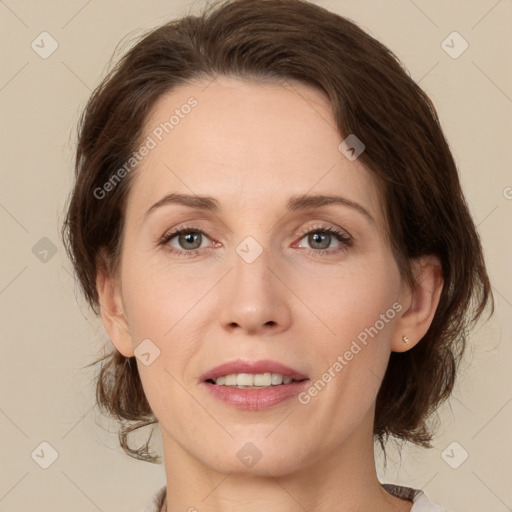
[159,407,412,512]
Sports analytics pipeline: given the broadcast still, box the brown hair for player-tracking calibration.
[61,0,494,463]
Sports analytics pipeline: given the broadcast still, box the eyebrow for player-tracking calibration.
[144,192,375,224]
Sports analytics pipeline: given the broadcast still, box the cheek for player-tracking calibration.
[299,254,400,408]
[297,257,400,345]
[119,248,205,341]
[120,258,203,423]
[302,266,399,407]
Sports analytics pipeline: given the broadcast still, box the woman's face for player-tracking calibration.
[110,76,408,475]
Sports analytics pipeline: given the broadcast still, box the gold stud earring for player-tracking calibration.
[402,335,410,344]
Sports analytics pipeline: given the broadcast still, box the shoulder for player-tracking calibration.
[140,485,166,512]
[382,483,453,512]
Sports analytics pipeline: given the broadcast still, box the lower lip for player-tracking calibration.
[202,380,310,410]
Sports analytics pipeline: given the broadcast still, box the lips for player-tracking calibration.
[199,359,309,382]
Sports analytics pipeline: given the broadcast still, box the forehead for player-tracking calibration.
[127,76,383,227]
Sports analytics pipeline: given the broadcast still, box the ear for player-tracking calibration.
[391,254,444,353]
[95,251,134,357]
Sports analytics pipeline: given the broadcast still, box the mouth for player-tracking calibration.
[205,373,308,389]
[200,358,309,388]
[200,360,311,410]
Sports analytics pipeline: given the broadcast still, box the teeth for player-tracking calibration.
[212,373,295,387]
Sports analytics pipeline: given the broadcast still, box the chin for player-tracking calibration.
[199,437,307,477]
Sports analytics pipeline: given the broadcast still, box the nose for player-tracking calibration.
[217,241,292,336]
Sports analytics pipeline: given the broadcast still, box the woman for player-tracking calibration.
[61,1,494,511]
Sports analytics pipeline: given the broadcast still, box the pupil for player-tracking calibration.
[310,232,329,249]
[181,232,200,249]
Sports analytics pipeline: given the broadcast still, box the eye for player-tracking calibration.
[294,224,352,256]
[159,224,216,257]
[158,223,353,258]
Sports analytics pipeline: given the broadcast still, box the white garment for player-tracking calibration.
[412,491,452,511]
[382,484,452,511]
[140,483,452,511]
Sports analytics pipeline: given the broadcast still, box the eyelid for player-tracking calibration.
[295,222,352,240]
[158,223,215,247]
[159,220,352,241]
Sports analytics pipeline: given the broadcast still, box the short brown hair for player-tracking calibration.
[61,0,494,463]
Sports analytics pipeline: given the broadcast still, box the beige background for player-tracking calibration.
[1,0,511,510]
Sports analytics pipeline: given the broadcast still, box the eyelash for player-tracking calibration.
[158,223,353,258]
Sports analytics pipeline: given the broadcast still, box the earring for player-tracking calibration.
[402,335,410,344]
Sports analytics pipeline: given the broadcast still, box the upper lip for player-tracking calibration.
[200,359,309,382]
